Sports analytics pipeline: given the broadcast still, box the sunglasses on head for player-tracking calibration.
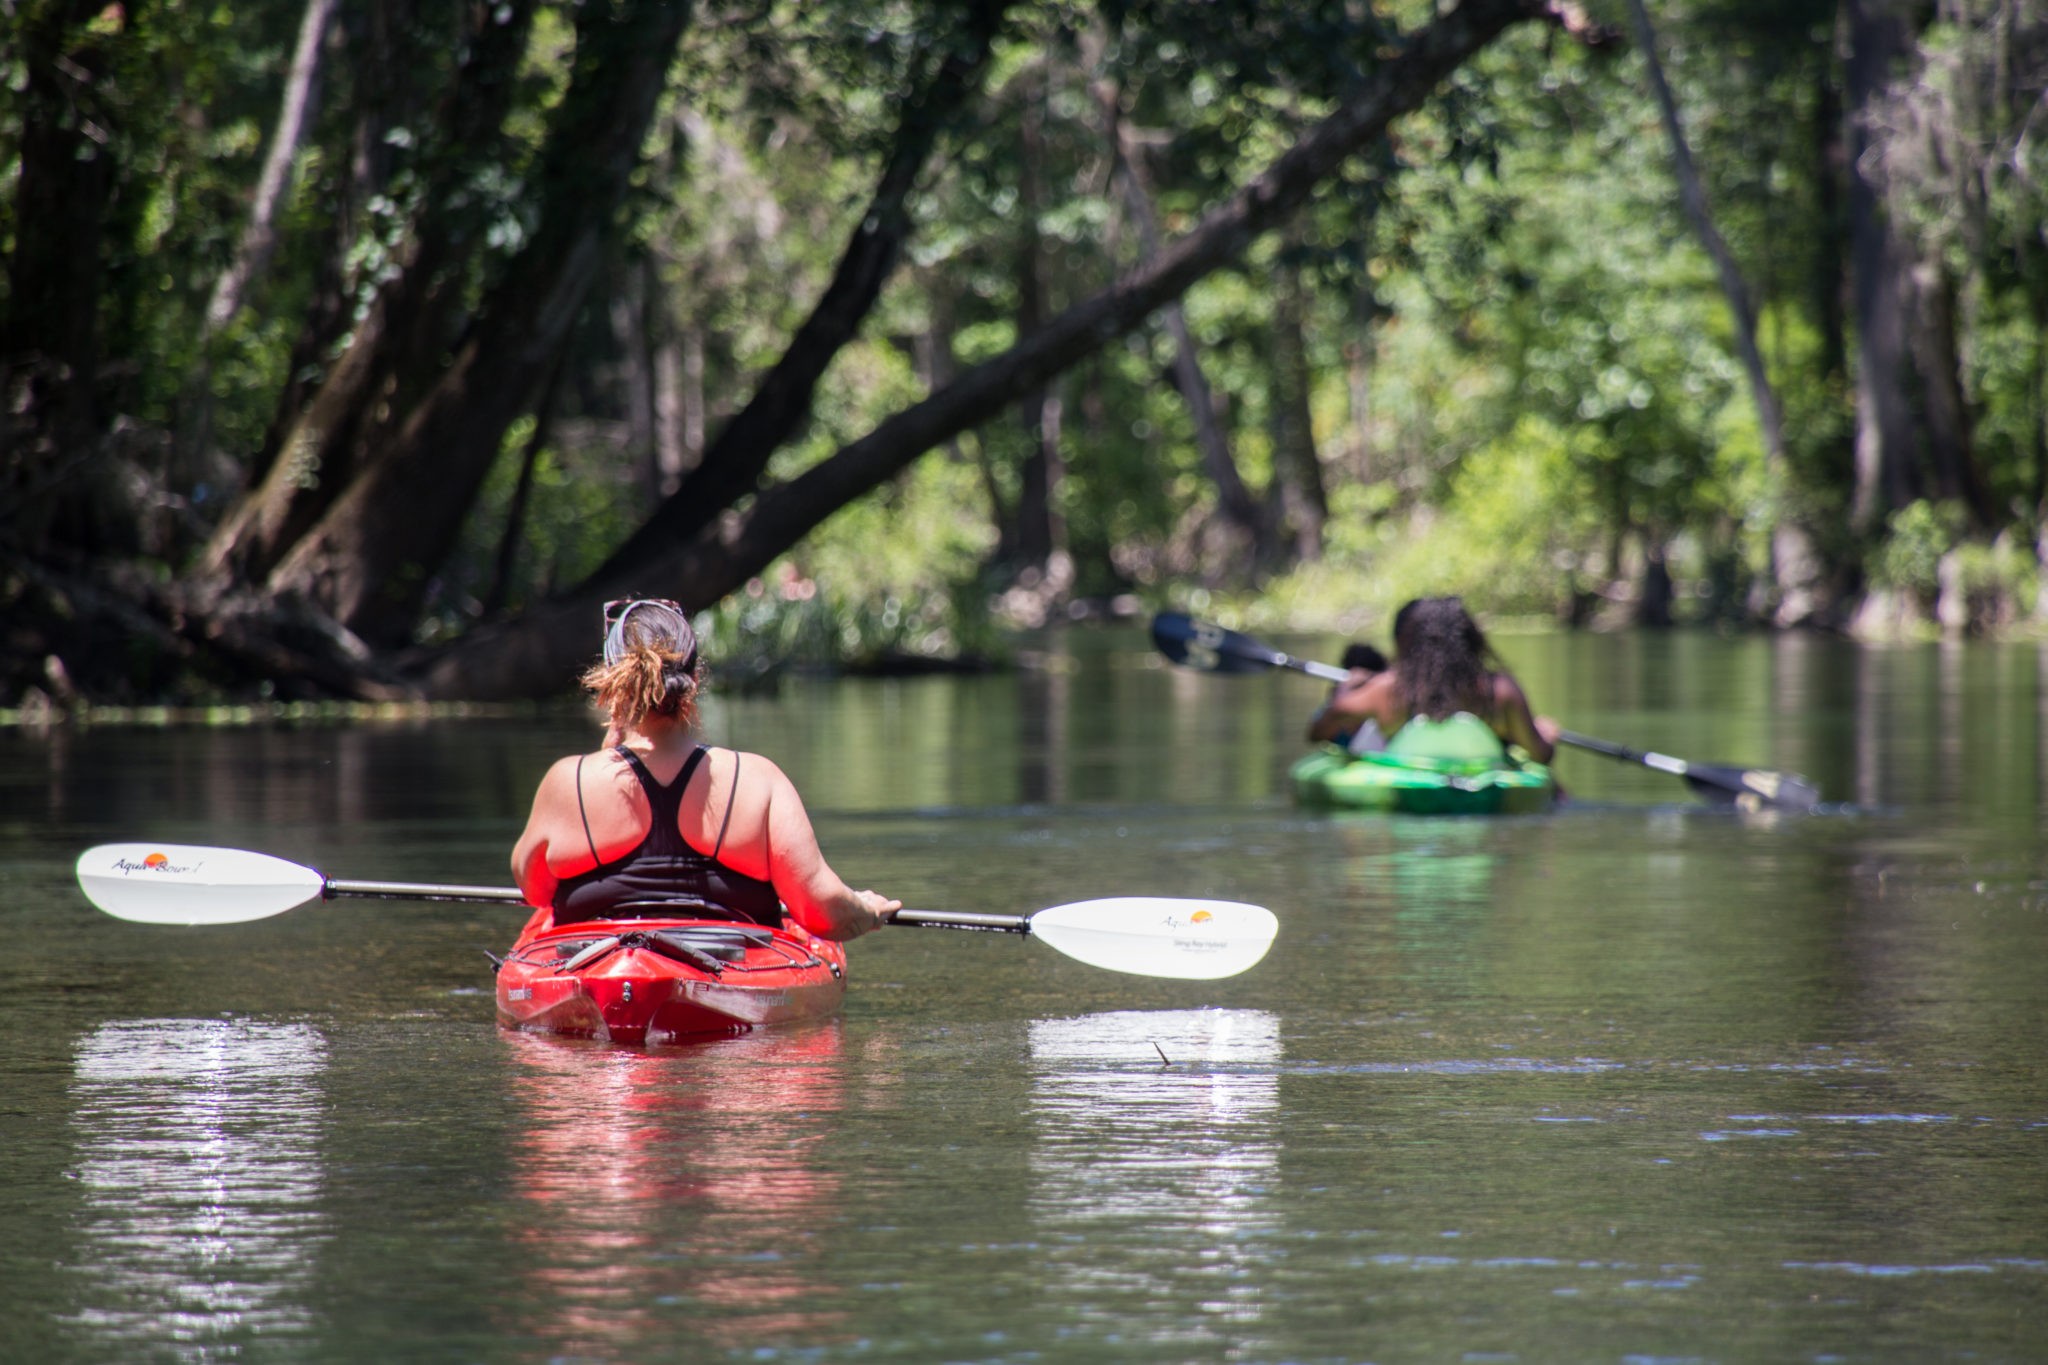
[603,597,686,633]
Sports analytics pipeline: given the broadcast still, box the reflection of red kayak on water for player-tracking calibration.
[504,1026,854,1353]
[495,909,847,1044]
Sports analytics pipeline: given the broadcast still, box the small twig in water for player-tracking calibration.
[1153,1041,1172,1066]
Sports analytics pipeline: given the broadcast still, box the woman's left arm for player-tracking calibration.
[510,756,578,908]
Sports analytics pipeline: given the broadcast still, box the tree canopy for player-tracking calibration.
[4,0,2046,708]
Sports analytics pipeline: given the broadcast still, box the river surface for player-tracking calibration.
[2,627,2045,1362]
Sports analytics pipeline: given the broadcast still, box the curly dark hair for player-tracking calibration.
[1392,597,1491,721]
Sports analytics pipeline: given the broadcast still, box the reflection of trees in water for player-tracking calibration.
[1028,1009,1281,1350]
[65,1018,329,1360]
[504,1026,850,1355]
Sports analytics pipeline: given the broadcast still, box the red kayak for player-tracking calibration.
[495,911,846,1044]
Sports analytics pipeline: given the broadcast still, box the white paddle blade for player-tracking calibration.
[76,844,325,925]
[1027,898,1278,980]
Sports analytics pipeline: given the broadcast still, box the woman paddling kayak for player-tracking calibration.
[510,598,899,942]
[1305,641,1390,755]
[1307,596,1560,766]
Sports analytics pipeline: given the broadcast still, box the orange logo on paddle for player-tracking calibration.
[110,851,201,875]
[1191,910,1213,923]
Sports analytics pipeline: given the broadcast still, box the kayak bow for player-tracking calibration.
[495,915,847,1043]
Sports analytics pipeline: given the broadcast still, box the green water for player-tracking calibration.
[2,627,2045,1362]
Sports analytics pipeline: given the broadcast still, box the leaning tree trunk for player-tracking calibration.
[180,0,339,485]
[262,0,695,646]
[414,0,1561,699]
[199,0,542,586]
[585,0,1011,585]
[1098,73,1267,568]
[204,0,338,335]
[1624,0,1823,621]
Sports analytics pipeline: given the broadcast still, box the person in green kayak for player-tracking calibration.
[1306,641,1390,754]
[511,598,899,940]
[1308,596,1558,764]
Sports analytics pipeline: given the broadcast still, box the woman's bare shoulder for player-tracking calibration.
[1488,671,1542,726]
[696,747,795,802]
[1490,670,1534,704]
[709,746,789,778]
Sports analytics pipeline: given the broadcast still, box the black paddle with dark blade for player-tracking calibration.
[1546,730,1821,811]
[1152,612,1349,684]
[1150,611,1822,811]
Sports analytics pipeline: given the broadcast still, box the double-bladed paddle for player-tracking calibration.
[74,843,1278,981]
[1151,611,1821,810]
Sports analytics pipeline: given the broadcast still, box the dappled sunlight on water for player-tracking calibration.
[1029,1010,1283,1351]
[62,1019,329,1360]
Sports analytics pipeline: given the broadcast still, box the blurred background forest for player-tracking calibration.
[3,0,2045,708]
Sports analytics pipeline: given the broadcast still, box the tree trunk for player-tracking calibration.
[1344,289,1381,484]
[264,0,695,645]
[652,323,697,496]
[204,0,338,334]
[610,254,658,499]
[1845,0,1922,531]
[414,0,1555,699]
[479,351,569,621]
[1907,259,1996,527]
[1813,45,1849,383]
[1268,246,1328,563]
[180,0,340,498]
[1010,68,1068,578]
[0,0,118,559]
[1098,77,1265,566]
[585,1,1010,585]
[199,0,543,585]
[1624,0,1823,620]
[1627,0,1789,469]
[1636,537,1675,627]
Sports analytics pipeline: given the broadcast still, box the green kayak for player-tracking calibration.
[1289,713,1557,815]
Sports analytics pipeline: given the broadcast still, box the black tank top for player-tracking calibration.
[552,746,784,927]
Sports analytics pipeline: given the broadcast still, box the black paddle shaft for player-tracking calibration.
[1151,613,1347,683]
[1554,731,1820,809]
[891,909,1031,935]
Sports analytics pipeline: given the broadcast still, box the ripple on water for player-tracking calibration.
[1784,1259,2048,1277]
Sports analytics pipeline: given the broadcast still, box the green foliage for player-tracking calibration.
[1869,500,1963,603]
[18,0,2048,700]
[1953,535,2036,610]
